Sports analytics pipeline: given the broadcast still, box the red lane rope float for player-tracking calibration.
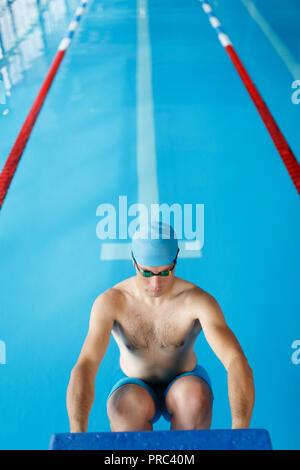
[0,51,65,209]
[226,45,300,194]
[0,0,88,210]
[199,0,300,195]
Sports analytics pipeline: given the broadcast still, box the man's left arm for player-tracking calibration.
[195,290,255,429]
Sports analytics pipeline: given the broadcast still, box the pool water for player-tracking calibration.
[0,0,299,450]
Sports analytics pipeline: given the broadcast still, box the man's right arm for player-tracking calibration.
[66,291,116,432]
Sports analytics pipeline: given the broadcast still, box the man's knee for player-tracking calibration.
[186,387,211,418]
[107,384,156,423]
[166,377,212,418]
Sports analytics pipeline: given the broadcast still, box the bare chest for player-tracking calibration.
[112,310,201,351]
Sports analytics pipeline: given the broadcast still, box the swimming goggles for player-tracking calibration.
[131,248,179,277]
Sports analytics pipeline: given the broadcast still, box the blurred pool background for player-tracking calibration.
[0,0,299,449]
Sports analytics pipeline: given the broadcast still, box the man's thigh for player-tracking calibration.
[107,377,162,424]
[162,367,213,421]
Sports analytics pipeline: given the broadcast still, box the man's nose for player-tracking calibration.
[151,275,161,286]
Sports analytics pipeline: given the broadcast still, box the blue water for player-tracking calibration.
[0,0,299,450]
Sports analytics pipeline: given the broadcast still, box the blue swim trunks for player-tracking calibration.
[107,364,213,424]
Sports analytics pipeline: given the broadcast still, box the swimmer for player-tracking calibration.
[67,221,255,432]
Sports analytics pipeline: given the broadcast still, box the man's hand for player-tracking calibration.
[192,288,255,428]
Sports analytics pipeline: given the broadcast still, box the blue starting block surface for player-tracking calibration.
[49,429,272,450]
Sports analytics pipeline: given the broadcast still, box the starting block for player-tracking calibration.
[49,429,272,450]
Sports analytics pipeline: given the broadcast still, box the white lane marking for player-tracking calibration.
[136,0,159,210]
[100,0,203,260]
[100,0,159,261]
[240,0,300,80]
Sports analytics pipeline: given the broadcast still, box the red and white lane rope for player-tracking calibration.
[0,0,89,210]
[199,0,300,195]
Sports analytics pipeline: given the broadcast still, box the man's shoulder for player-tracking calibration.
[92,286,125,313]
[175,279,216,307]
[93,278,134,311]
[174,277,203,296]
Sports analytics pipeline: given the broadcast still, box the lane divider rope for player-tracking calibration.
[0,0,89,210]
[198,0,300,195]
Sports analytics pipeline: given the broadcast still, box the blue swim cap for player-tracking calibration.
[131,221,179,267]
